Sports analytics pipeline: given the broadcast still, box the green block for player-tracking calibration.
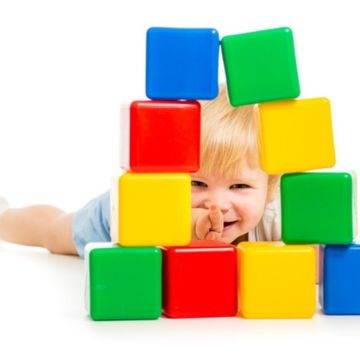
[85,244,162,320]
[221,27,300,106]
[281,173,355,245]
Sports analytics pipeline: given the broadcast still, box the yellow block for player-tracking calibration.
[115,173,191,247]
[258,98,336,174]
[237,241,316,319]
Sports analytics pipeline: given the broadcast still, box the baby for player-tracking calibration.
[0,85,281,257]
[191,85,280,245]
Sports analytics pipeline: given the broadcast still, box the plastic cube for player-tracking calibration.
[111,172,191,247]
[221,27,300,106]
[281,172,355,245]
[85,243,162,321]
[258,98,336,174]
[238,242,316,319]
[162,240,238,318]
[146,27,219,100]
[320,244,360,315]
[120,100,200,172]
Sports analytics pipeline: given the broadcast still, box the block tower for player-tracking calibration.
[221,27,316,318]
[84,25,358,321]
[222,27,356,317]
[85,27,233,320]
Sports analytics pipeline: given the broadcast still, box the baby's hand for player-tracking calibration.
[193,204,224,240]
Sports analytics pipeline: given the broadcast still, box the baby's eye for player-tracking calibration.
[191,180,207,188]
[230,183,250,189]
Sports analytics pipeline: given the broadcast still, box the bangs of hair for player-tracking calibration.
[197,85,260,179]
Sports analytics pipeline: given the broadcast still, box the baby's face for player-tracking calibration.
[191,160,269,244]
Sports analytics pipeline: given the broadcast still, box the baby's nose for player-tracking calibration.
[204,200,231,213]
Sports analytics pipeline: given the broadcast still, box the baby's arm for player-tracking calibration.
[0,205,77,255]
[192,204,224,240]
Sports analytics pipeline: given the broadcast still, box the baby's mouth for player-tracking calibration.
[223,220,238,230]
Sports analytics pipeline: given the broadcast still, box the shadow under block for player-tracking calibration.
[237,242,316,319]
[258,98,336,174]
[125,100,201,172]
[162,240,237,318]
[320,244,360,315]
[281,173,355,245]
[146,27,219,100]
[221,27,300,106]
[113,173,191,247]
[85,243,162,321]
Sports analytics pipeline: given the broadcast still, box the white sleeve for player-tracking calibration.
[249,196,281,242]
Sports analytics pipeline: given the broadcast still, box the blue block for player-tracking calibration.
[146,27,219,100]
[320,245,360,315]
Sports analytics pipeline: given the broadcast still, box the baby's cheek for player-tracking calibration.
[236,200,263,226]
[248,203,267,227]
[191,192,202,207]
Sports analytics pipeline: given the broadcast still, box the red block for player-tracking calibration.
[129,100,200,172]
[162,240,238,318]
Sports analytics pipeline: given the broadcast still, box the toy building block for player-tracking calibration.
[258,98,336,174]
[162,240,237,318]
[146,27,219,100]
[237,242,316,319]
[120,100,201,172]
[85,243,162,321]
[281,172,355,245]
[320,244,360,315]
[111,172,191,247]
[221,27,300,106]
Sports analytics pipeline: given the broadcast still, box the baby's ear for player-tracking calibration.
[266,175,281,203]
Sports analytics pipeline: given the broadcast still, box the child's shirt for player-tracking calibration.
[248,198,281,242]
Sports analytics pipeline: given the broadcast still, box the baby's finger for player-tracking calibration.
[195,215,212,240]
[205,231,217,241]
[209,204,224,233]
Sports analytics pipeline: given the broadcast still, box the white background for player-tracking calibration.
[1,0,360,358]
[1,0,360,210]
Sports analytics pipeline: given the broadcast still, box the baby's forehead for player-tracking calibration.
[192,165,264,182]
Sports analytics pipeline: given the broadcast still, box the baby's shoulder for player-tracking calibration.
[263,195,281,220]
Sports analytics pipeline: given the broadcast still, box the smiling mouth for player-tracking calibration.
[223,220,238,229]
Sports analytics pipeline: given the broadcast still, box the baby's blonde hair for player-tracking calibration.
[199,84,259,177]
[198,84,279,198]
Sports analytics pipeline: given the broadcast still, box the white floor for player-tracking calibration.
[1,241,359,360]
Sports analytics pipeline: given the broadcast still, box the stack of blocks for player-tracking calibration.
[85,26,358,321]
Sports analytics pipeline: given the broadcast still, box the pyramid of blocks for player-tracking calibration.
[84,26,358,321]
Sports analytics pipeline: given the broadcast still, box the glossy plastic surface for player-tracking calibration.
[258,98,336,174]
[281,172,354,245]
[118,173,191,247]
[221,27,300,106]
[146,27,219,100]
[129,100,200,172]
[88,245,162,320]
[162,240,238,318]
[238,241,316,319]
[321,244,360,315]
